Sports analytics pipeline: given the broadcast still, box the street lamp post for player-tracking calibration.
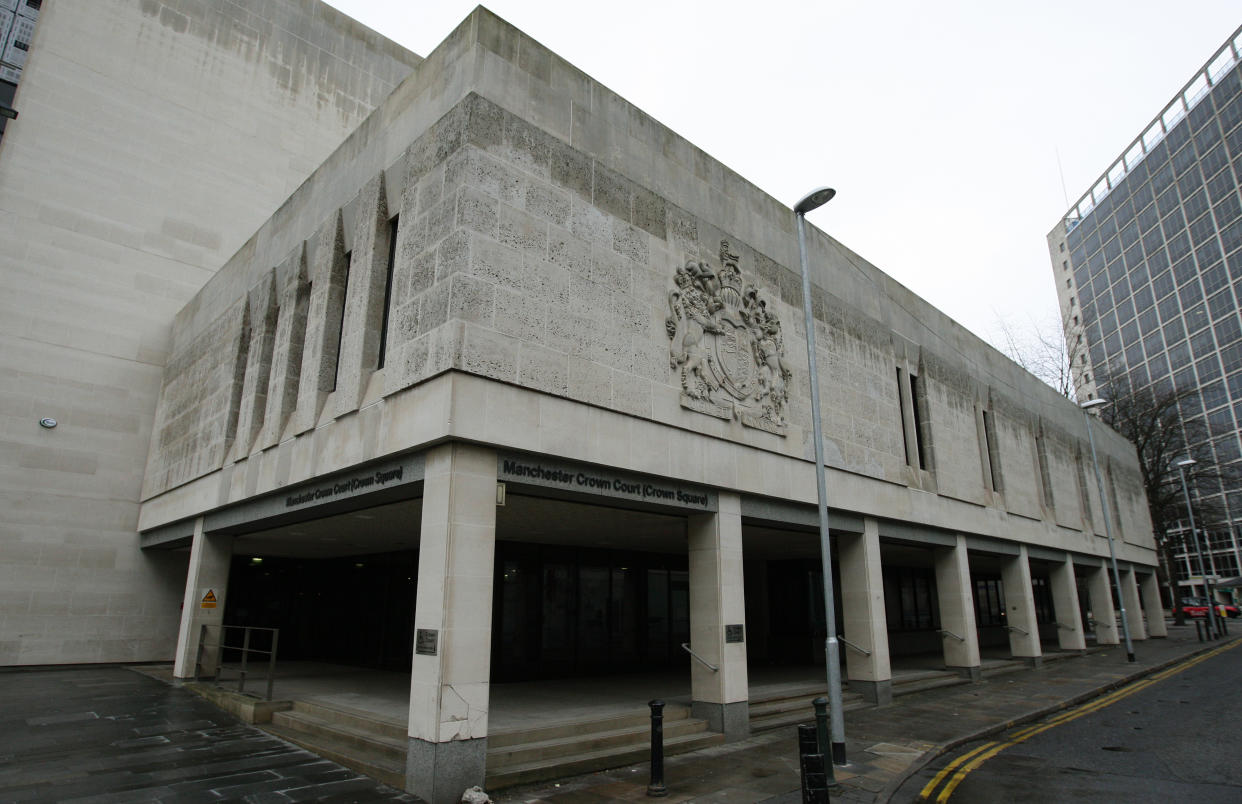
[1176,458,1219,637]
[794,187,846,770]
[1080,398,1136,662]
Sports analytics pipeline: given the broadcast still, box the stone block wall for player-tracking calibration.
[0,0,420,666]
[140,8,1156,566]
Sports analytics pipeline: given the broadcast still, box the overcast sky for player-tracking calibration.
[325,1,1240,350]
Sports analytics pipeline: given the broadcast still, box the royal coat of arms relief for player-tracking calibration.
[666,240,790,435]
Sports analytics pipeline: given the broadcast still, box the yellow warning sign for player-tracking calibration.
[200,589,218,609]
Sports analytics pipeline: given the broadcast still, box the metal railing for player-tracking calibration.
[680,642,719,672]
[839,636,871,657]
[195,624,280,700]
[1003,624,1029,636]
[937,629,965,642]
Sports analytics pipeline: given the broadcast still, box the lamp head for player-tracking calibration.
[794,187,836,216]
[1177,458,1197,468]
[1080,398,1109,410]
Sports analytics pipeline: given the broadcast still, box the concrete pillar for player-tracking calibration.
[173,518,233,679]
[1140,573,1168,638]
[406,444,497,804]
[933,535,981,679]
[687,492,749,740]
[839,518,892,704]
[1000,546,1042,666]
[1121,567,1147,641]
[1085,561,1120,645]
[1048,555,1086,652]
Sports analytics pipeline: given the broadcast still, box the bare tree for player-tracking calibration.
[992,314,1077,399]
[1094,375,1235,618]
[994,316,1236,615]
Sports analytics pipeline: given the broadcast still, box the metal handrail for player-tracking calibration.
[196,624,280,700]
[937,629,965,642]
[839,637,871,657]
[1056,622,1077,631]
[680,643,719,672]
[1003,624,1030,636]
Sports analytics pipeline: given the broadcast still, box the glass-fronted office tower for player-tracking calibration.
[1048,25,1242,596]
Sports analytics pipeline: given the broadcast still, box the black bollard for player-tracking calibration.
[647,699,667,797]
[798,723,828,803]
[1194,619,1203,642]
[811,697,837,786]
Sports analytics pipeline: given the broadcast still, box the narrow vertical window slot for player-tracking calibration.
[330,252,351,392]
[897,368,913,467]
[909,372,928,471]
[982,409,1002,492]
[377,216,399,369]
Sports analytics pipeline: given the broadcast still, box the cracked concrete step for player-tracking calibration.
[485,729,725,791]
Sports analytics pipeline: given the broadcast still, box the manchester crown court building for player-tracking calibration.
[2,3,1166,801]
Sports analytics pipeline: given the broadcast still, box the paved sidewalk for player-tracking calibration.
[0,665,418,803]
[493,624,1236,803]
[0,624,1230,803]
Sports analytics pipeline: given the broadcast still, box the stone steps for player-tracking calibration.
[485,720,723,791]
[258,698,724,794]
[747,670,973,734]
[263,702,407,789]
[748,685,868,734]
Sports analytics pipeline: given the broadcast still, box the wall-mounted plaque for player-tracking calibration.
[725,624,745,644]
[415,628,439,656]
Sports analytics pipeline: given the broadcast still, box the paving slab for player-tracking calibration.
[0,665,420,803]
[1,624,1231,803]
[492,624,1235,802]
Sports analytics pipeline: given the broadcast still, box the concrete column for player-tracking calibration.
[1000,546,1042,666]
[1140,573,1168,638]
[1121,567,1147,641]
[406,443,497,804]
[838,518,892,704]
[173,518,233,679]
[933,535,981,679]
[687,492,749,740]
[1085,561,1120,645]
[1048,555,1086,652]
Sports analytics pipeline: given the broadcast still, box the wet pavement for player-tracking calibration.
[0,623,1231,803]
[493,624,1236,803]
[0,666,418,803]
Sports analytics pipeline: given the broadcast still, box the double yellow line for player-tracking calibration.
[917,640,1241,802]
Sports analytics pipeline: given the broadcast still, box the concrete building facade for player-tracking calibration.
[0,4,1167,802]
[1048,25,1242,596]
[122,8,1163,801]
[0,0,419,666]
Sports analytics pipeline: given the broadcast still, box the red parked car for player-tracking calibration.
[1180,597,1240,618]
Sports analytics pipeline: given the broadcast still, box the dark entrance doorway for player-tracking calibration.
[224,550,417,671]
[220,498,423,672]
[491,543,689,681]
[489,492,695,682]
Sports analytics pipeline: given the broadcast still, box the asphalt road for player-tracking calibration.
[898,640,1242,803]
